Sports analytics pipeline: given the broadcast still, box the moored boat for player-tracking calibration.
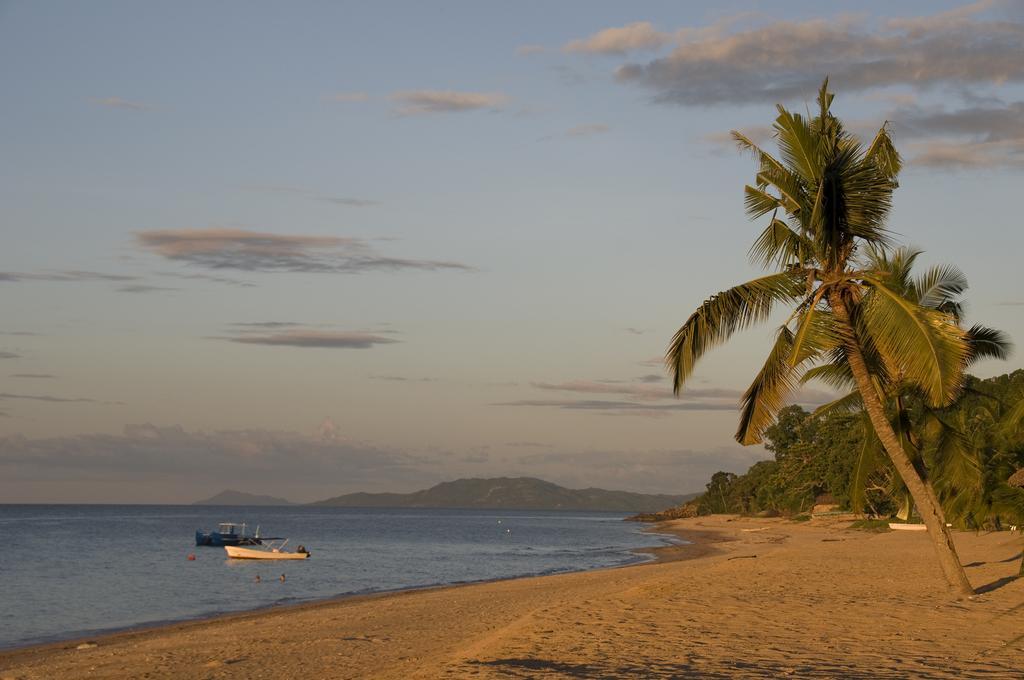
[224,540,310,560]
[196,522,273,546]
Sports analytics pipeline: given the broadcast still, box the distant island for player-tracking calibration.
[310,477,697,512]
[192,489,295,506]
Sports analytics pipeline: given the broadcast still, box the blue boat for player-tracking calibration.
[195,522,264,547]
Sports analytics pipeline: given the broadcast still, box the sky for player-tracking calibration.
[2,0,1024,503]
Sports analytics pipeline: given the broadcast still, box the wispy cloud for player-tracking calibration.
[613,4,1023,105]
[0,270,139,283]
[0,424,426,501]
[116,284,178,294]
[136,228,474,274]
[0,352,21,360]
[389,90,508,116]
[10,374,55,379]
[89,96,152,111]
[157,271,256,287]
[565,21,671,55]
[370,374,436,382]
[0,392,117,404]
[229,321,301,329]
[494,398,739,414]
[247,184,379,207]
[890,101,1024,168]
[220,329,400,349]
[499,374,833,417]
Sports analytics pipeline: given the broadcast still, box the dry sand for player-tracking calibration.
[2,516,1023,679]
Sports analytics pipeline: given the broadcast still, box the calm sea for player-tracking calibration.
[0,505,675,649]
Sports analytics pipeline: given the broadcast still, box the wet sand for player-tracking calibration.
[2,515,1023,679]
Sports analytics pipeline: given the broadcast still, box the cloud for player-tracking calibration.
[136,228,474,273]
[157,271,257,287]
[614,5,1024,105]
[565,21,671,55]
[514,446,767,493]
[624,327,646,335]
[0,270,139,283]
[0,352,21,360]
[0,424,429,501]
[494,398,739,413]
[248,184,379,207]
[89,96,152,111]
[370,375,436,382]
[565,123,610,137]
[531,380,668,401]
[0,392,115,404]
[10,374,54,379]
[890,101,1024,168]
[996,301,1024,306]
[229,321,301,329]
[389,90,508,116]
[325,92,369,103]
[116,284,178,294]
[516,44,546,56]
[531,380,744,401]
[221,330,400,349]
[501,374,833,417]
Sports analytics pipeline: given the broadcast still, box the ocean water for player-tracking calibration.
[0,505,675,649]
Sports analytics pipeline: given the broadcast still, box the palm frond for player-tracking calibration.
[864,123,902,181]
[788,303,839,366]
[859,274,969,407]
[748,217,812,268]
[850,413,884,514]
[800,362,856,391]
[914,264,968,309]
[735,326,801,445]
[812,390,862,418]
[965,324,1013,365]
[773,107,821,184]
[667,271,807,393]
[743,185,786,220]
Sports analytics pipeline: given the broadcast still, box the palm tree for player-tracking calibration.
[810,246,1014,528]
[667,80,983,595]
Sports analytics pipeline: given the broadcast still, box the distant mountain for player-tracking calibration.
[193,489,295,506]
[311,477,694,512]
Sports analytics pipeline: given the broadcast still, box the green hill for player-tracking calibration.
[312,477,694,512]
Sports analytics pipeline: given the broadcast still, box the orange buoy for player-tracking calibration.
[187,553,196,561]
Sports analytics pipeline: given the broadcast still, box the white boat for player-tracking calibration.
[888,522,927,531]
[224,540,310,560]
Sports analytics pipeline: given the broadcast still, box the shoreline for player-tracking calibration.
[0,518,703,656]
[4,516,1022,678]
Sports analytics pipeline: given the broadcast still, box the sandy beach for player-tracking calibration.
[3,516,1023,679]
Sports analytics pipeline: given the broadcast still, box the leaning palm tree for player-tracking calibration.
[667,80,981,595]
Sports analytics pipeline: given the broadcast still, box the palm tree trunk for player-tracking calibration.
[830,292,974,596]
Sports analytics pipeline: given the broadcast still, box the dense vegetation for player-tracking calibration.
[695,370,1024,529]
